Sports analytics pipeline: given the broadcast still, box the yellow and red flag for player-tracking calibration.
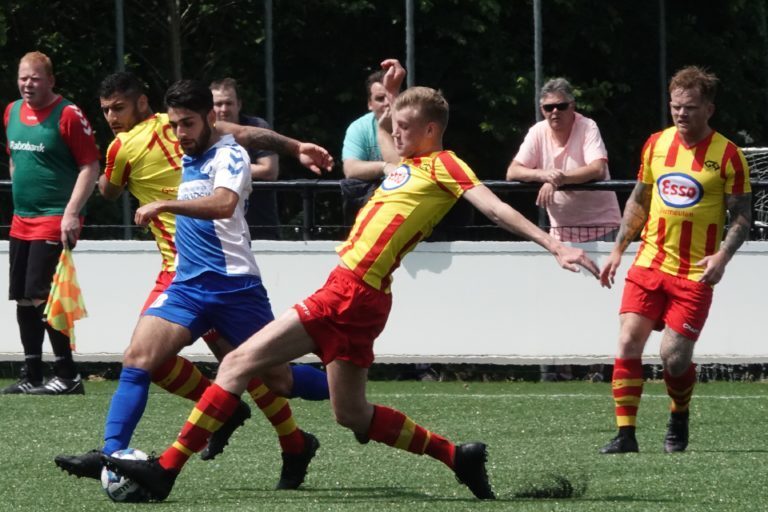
[44,248,87,349]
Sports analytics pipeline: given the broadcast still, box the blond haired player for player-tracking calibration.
[104,61,600,502]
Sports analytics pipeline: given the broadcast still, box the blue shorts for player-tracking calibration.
[144,273,274,346]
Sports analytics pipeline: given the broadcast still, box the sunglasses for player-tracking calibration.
[541,102,571,113]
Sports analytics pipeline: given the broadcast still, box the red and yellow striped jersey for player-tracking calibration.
[337,150,480,292]
[104,113,183,271]
[633,127,750,281]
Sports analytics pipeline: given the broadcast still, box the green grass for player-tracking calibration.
[2,379,767,511]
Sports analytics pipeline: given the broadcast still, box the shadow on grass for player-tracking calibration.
[215,485,492,503]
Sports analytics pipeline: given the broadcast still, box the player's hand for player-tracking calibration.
[378,105,393,134]
[536,182,557,208]
[297,142,334,175]
[380,58,406,99]
[554,244,600,278]
[60,213,80,248]
[599,250,623,288]
[696,251,729,285]
[134,202,164,227]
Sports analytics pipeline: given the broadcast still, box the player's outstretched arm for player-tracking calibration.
[215,121,333,175]
[600,181,652,288]
[463,184,599,278]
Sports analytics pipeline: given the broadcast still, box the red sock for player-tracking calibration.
[367,404,455,468]
[664,363,696,413]
[152,355,210,401]
[159,384,239,471]
[611,358,643,427]
[246,378,305,454]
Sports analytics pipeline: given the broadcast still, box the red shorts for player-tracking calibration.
[294,266,392,368]
[620,266,713,341]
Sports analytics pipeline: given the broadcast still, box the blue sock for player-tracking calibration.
[289,364,329,401]
[102,367,151,455]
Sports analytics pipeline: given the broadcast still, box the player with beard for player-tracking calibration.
[55,74,331,490]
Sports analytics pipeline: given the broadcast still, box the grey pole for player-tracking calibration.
[658,0,667,128]
[115,0,131,240]
[533,0,546,228]
[533,0,543,122]
[265,0,275,127]
[405,0,415,87]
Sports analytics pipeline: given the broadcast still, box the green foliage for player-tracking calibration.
[1,0,768,219]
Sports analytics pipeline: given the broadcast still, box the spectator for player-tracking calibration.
[1,51,100,395]
[210,78,280,239]
[340,68,394,223]
[506,77,621,242]
[507,77,620,382]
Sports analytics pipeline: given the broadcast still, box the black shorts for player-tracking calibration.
[8,237,63,301]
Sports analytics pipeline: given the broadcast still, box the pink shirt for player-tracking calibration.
[514,112,621,242]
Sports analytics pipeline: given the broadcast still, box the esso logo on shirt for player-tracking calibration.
[656,173,703,208]
[381,165,411,190]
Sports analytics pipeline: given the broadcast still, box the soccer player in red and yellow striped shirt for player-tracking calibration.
[103,59,600,502]
[599,66,752,454]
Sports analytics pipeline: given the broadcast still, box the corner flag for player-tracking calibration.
[44,248,87,349]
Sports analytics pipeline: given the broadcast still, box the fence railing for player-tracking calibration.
[2,179,768,241]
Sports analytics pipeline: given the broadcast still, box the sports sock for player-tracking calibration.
[664,363,696,413]
[366,404,455,468]
[103,367,151,455]
[288,364,329,401]
[611,358,644,428]
[152,355,211,401]
[159,383,240,471]
[40,304,77,378]
[247,378,305,454]
[17,304,44,381]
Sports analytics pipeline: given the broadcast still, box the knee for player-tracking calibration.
[661,353,689,377]
[122,344,151,370]
[261,366,293,397]
[333,407,368,432]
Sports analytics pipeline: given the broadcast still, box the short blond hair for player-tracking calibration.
[669,66,718,103]
[20,51,54,77]
[393,86,449,130]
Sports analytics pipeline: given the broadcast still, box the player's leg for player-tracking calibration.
[55,288,199,480]
[146,271,212,402]
[102,309,318,500]
[327,359,494,500]
[660,328,696,453]
[3,239,54,394]
[658,276,711,453]
[600,312,654,454]
[25,239,84,394]
[101,315,194,456]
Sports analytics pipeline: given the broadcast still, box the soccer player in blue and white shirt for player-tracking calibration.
[114,80,321,491]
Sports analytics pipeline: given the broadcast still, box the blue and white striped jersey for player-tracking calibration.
[174,134,260,281]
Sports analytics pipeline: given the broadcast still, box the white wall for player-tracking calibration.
[1,240,765,364]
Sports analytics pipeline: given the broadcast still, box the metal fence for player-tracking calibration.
[2,179,768,242]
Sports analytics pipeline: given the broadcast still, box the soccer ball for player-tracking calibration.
[100,448,151,502]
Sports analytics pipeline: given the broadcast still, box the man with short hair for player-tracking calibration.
[103,61,601,502]
[506,77,621,243]
[599,66,752,454]
[2,51,100,395]
[54,73,331,488]
[210,77,280,239]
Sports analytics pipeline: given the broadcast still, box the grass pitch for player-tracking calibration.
[2,379,767,511]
